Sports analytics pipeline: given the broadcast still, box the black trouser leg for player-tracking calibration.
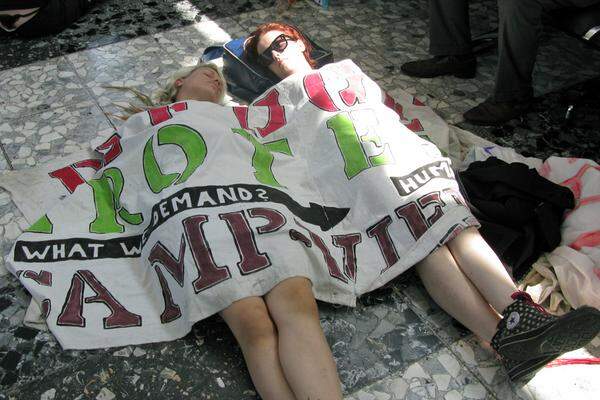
[494,0,600,102]
[429,0,472,56]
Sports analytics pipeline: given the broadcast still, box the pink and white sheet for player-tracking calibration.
[538,157,600,310]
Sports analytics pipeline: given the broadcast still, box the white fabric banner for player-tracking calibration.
[0,149,97,223]
[7,60,476,349]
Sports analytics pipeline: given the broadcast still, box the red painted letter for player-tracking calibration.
[183,215,231,292]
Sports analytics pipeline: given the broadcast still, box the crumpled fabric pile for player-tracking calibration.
[458,156,575,281]
[462,146,600,313]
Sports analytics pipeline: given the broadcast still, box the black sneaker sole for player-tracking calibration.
[498,306,600,361]
[506,353,559,383]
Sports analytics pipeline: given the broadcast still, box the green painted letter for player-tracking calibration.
[143,124,207,193]
[327,113,393,179]
[88,167,143,234]
[26,215,53,234]
[232,128,292,188]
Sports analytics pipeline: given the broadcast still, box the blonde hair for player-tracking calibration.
[107,63,226,120]
[154,63,226,105]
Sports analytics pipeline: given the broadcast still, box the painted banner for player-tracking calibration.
[7,60,477,349]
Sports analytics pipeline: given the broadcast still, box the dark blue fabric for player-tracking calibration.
[200,45,224,62]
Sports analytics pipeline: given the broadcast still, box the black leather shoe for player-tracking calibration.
[463,98,531,126]
[400,55,476,79]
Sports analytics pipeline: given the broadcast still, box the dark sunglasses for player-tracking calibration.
[257,34,295,67]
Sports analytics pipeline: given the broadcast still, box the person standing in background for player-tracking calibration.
[400,0,600,125]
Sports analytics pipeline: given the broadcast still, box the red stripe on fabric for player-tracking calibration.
[577,194,600,208]
[560,164,596,200]
[546,357,600,367]
[569,231,600,250]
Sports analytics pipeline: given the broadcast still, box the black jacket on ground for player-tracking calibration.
[458,157,575,280]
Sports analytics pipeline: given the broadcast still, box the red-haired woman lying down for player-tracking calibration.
[241,21,600,393]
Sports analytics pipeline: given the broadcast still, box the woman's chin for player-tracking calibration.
[279,65,304,79]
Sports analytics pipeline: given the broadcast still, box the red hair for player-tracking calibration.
[244,22,317,69]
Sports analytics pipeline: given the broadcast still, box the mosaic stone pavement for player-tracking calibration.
[1,0,600,399]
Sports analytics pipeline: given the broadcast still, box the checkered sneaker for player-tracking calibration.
[491,291,600,361]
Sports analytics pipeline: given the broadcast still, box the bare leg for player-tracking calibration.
[416,245,501,342]
[220,297,295,400]
[446,227,517,312]
[265,277,343,400]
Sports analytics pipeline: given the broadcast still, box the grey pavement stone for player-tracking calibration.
[153,18,247,66]
[2,103,114,170]
[345,346,493,400]
[0,57,89,122]
[320,290,444,392]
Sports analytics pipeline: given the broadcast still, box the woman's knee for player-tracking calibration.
[221,298,278,348]
[447,226,486,253]
[265,277,319,328]
[446,226,477,247]
[416,243,452,272]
